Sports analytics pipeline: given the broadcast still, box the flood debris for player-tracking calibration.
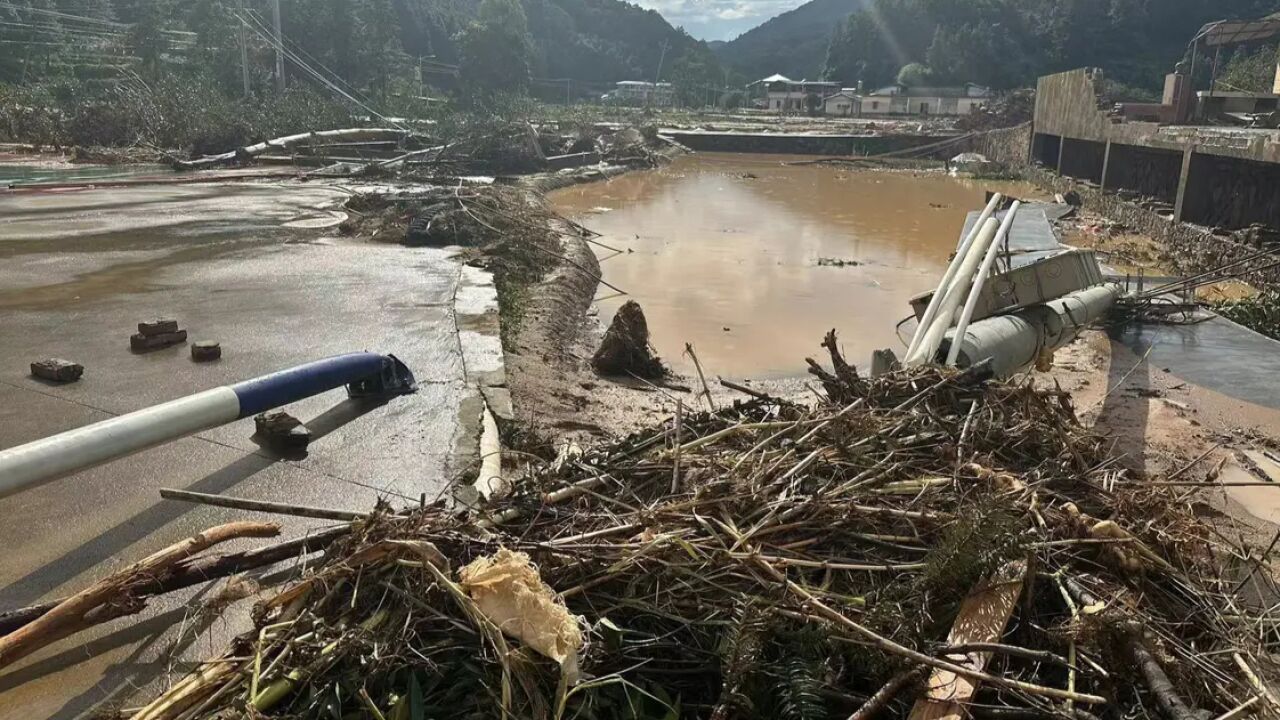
[253,411,311,452]
[29,358,83,383]
[173,128,409,170]
[190,341,222,362]
[16,331,1263,719]
[817,256,862,267]
[591,299,666,378]
[130,319,188,352]
[171,121,670,180]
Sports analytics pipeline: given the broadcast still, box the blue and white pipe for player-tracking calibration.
[0,352,416,499]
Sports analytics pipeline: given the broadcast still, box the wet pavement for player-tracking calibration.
[550,154,1046,378]
[0,178,494,717]
[1116,316,1280,412]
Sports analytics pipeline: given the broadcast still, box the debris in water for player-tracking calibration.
[591,299,666,378]
[817,257,861,267]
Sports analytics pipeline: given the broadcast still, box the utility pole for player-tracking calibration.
[236,0,250,97]
[650,39,669,109]
[271,0,285,92]
[654,39,669,83]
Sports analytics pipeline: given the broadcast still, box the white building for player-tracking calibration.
[604,81,674,107]
[752,74,841,112]
[858,83,992,116]
[822,90,860,116]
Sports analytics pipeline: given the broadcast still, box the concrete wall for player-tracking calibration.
[1182,153,1280,229]
[661,131,958,156]
[1059,137,1105,185]
[1026,165,1280,288]
[942,122,1032,166]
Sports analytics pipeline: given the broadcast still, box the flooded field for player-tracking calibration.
[551,154,1046,378]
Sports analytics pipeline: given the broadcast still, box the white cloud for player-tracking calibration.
[632,0,808,39]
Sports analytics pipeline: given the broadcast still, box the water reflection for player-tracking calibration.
[551,154,1043,378]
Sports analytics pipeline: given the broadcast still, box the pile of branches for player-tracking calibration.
[102,343,1280,719]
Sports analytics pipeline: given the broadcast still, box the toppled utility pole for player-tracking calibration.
[271,0,285,92]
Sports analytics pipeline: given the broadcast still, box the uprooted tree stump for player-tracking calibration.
[592,300,666,379]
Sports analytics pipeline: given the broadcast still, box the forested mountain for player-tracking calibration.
[393,0,704,83]
[0,0,707,91]
[828,0,1280,91]
[712,0,869,81]
[718,0,1280,92]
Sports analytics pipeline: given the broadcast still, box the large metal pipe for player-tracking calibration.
[941,284,1121,378]
[0,352,416,499]
[947,201,1021,366]
[906,193,1003,358]
[906,217,1001,367]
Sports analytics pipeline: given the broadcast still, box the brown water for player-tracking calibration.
[551,154,1046,378]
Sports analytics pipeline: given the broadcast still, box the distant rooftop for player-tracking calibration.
[867,83,992,98]
[751,75,840,87]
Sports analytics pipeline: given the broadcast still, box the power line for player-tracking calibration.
[0,2,126,28]
[234,9,403,129]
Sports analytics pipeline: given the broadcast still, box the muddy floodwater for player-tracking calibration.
[551,154,1046,378]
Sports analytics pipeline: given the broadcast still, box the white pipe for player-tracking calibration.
[906,217,1001,366]
[906,193,1003,358]
[946,201,1021,366]
[0,388,241,499]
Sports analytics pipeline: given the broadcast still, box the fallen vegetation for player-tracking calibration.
[1216,291,1280,340]
[13,338,1273,720]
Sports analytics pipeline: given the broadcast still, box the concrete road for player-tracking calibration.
[0,179,499,717]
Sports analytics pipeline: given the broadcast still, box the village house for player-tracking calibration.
[603,81,674,107]
[751,74,840,111]
[822,89,860,116]
[857,83,992,116]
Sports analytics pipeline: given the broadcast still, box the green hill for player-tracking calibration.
[713,0,869,81]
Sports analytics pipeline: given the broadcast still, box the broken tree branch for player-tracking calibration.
[160,488,370,522]
[0,525,348,636]
[0,521,279,668]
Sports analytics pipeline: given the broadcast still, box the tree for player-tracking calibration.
[116,0,170,79]
[804,91,822,115]
[1219,43,1279,94]
[823,0,931,87]
[926,22,1031,88]
[187,0,243,94]
[669,47,724,107]
[457,0,533,102]
[896,62,933,85]
[719,89,747,109]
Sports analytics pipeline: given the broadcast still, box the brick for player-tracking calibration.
[30,358,83,383]
[130,329,187,351]
[254,411,311,451]
[138,319,180,336]
[191,341,222,362]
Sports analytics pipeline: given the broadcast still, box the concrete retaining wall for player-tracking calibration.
[1025,166,1280,288]
[945,123,1033,166]
[660,131,956,156]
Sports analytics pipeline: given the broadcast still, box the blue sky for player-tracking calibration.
[634,0,807,41]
